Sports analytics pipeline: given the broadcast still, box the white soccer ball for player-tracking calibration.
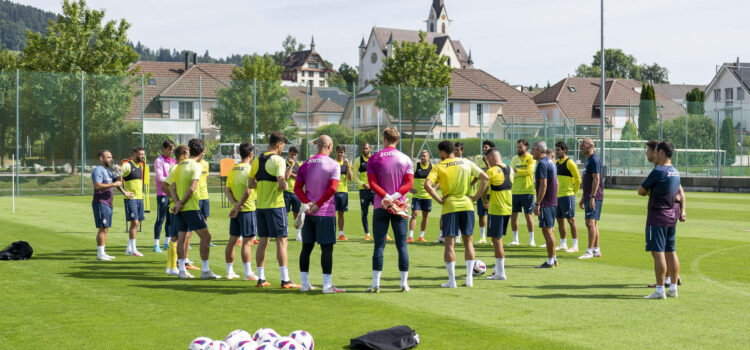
[289,330,314,350]
[225,329,252,349]
[189,337,213,350]
[473,260,487,276]
[275,337,300,350]
[208,340,231,350]
[235,340,258,350]
[253,328,279,343]
[255,344,279,350]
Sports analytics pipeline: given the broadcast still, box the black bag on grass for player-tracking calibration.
[0,241,33,260]
[350,325,419,350]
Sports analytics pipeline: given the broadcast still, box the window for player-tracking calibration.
[308,62,319,69]
[371,53,377,64]
[179,101,193,119]
[725,88,734,100]
[441,23,446,33]
[148,78,156,86]
[309,71,314,77]
[320,80,325,86]
[441,132,459,139]
[355,106,362,125]
[430,23,434,32]
[568,86,577,92]
[446,103,454,125]
[738,88,745,101]
[476,103,483,124]
[714,89,721,101]
[447,57,451,66]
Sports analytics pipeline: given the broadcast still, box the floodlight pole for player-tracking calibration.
[81,71,85,195]
[305,82,309,159]
[600,0,606,175]
[141,75,146,148]
[15,69,19,198]
[253,79,257,146]
[352,82,357,151]
[398,85,402,152]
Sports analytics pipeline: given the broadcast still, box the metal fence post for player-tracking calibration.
[141,74,145,148]
[15,69,20,196]
[352,82,357,152]
[305,81,309,159]
[199,76,203,141]
[398,85,402,152]
[685,108,689,176]
[80,71,85,195]
[253,79,257,146]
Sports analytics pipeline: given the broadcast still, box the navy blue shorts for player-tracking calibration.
[584,199,603,221]
[411,198,432,212]
[556,195,576,219]
[284,191,301,214]
[174,210,207,232]
[92,202,113,228]
[302,215,337,245]
[487,214,510,238]
[199,199,210,219]
[645,226,676,252]
[124,198,145,222]
[165,213,178,237]
[256,208,288,238]
[512,194,534,214]
[335,192,348,212]
[476,197,489,217]
[441,211,475,237]
[359,189,374,210]
[230,211,257,237]
[538,206,557,228]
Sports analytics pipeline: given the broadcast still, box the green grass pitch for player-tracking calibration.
[0,189,749,349]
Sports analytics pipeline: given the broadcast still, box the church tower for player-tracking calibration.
[426,0,450,34]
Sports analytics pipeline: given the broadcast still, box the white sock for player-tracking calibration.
[243,262,252,277]
[296,229,301,236]
[572,238,578,247]
[372,270,382,288]
[97,246,105,256]
[178,259,186,272]
[655,285,665,294]
[438,230,443,239]
[257,267,266,280]
[226,263,233,275]
[529,232,535,243]
[547,257,555,265]
[496,258,505,275]
[419,231,425,238]
[668,282,677,292]
[512,230,519,242]
[446,262,456,284]
[665,276,671,285]
[323,274,332,288]
[465,260,475,285]
[409,230,414,238]
[154,239,160,246]
[201,260,209,272]
[301,271,310,286]
[586,248,593,254]
[280,265,290,281]
[594,247,600,253]
[480,227,486,239]
[339,231,344,237]
[560,238,567,246]
[400,271,409,287]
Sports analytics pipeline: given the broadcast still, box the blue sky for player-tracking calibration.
[20,0,750,87]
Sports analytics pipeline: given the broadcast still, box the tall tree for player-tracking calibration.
[640,63,669,84]
[685,87,706,115]
[314,124,353,151]
[271,35,305,66]
[663,114,715,149]
[621,120,639,140]
[575,49,669,83]
[19,0,138,173]
[638,83,658,140]
[0,47,19,166]
[375,31,452,158]
[211,54,299,143]
[720,116,736,165]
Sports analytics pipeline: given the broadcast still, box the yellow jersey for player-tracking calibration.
[250,152,286,209]
[487,163,513,216]
[227,162,256,212]
[510,153,536,195]
[556,156,581,197]
[426,157,483,214]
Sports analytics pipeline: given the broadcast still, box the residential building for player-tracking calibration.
[282,37,336,88]
[653,83,706,105]
[704,61,750,130]
[287,86,350,138]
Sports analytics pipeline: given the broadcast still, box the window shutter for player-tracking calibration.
[482,104,490,125]
[469,103,477,126]
[453,103,461,126]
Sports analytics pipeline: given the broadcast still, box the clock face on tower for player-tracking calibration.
[371,52,377,64]
[441,14,446,20]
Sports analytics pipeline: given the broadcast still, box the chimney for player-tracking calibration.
[184,52,189,72]
[193,53,197,66]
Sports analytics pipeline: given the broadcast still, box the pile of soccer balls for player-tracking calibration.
[189,328,313,350]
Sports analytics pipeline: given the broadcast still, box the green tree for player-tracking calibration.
[211,54,299,143]
[314,124,353,151]
[0,47,19,166]
[640,63,669,83]
[375,31,452,158]
[663,114,715,149]
[575,49,669,83]
[621,120,639,140]
[19,0,138,173]
[720,116,736,165]
[638,83,658,140]
[271,35,305,66]
[685,87,705,115]
[358,129,380,147]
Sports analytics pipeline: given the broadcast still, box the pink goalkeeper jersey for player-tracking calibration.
[367,147,414,209]
[297,154,341,217]
[154,155,176,196]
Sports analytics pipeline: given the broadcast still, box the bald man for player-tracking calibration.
[578,138,604,260]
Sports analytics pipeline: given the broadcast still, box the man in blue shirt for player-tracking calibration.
[639,141,685,299]
[92,150,132,261]
[578,138,604,259]
[531,141,559,269]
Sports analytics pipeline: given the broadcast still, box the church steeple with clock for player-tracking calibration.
[427,0,450,35]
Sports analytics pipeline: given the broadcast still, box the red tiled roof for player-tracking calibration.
[453,69,544,121]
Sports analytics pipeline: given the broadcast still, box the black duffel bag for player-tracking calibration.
[0,241,33,260]
[350,325,419,350]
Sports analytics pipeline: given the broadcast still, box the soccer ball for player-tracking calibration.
[275,337,300,350]
[224,329,252,349]
[473,260,487,276]
[235,340,258,350]
[255,344,279,350]
[208,340,231,350]
[289,330,314,350]
[189,337,213,350]
[253,328,280,343]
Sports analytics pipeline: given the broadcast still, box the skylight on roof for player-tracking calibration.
[148,78,156,86]
[568,86,577,92]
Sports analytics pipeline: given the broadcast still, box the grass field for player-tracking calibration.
[1,189,749,349]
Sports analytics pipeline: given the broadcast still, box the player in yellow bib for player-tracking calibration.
[170,138,220,279]
[408,150,434,243]
[480,149,513,280]
[225,142,260,281]
[121,146,146,257]
[284,147,303,241]
[554,141,581,252]
[162,145,188,276]
[353,143,375,240]
[249,132,300,289]
[424,140,489,288]
[334,145,353,240]
[509,139,537,246]
[471,140,495,244]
